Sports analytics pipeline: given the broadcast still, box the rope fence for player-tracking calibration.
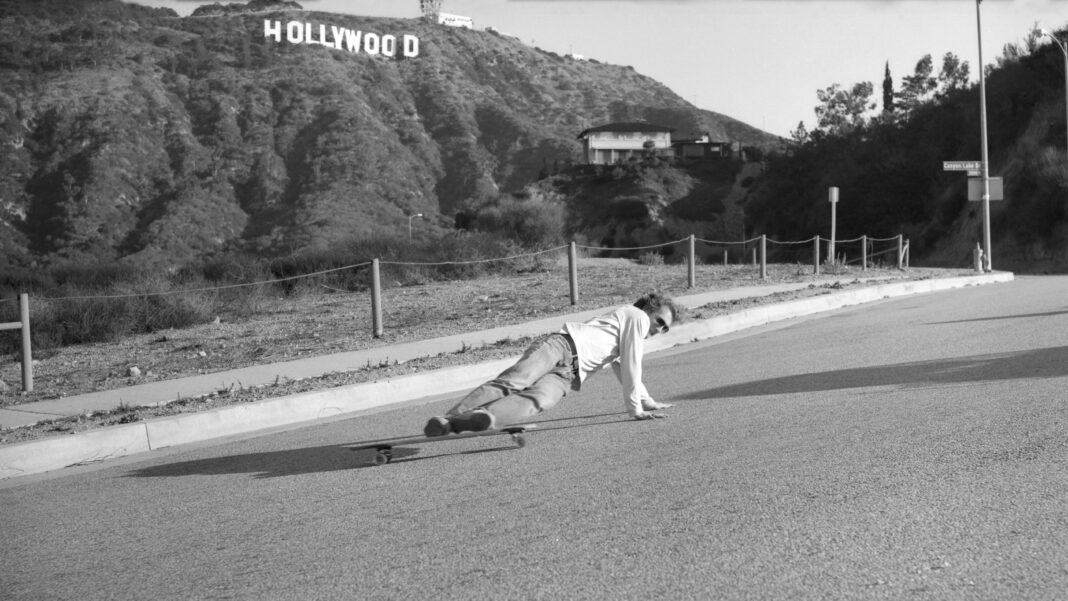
[38,261,378,301]
[380,245,567,267]
[2,231,924,391]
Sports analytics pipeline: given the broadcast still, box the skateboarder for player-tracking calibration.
[423,293,680,436]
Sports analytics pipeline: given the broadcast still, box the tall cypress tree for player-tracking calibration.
[882,61,895,113]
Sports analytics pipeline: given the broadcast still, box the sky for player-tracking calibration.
[131,0,1068,138]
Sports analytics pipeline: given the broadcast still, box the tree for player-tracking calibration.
[790,121,810,145]
[814,81,875,137]
[996,25,1041,69]
[936,52,970,98]
[897,54,936,118]
[882,61,895,114]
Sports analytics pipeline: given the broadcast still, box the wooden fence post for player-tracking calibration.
[687,234,696,288]
[568,241,578,305]
[0,293,32,391]
[760,235,767,280]
[861,235,868,272]
[813,235,820,275]
[19,294,31,392]
[896,234,904,270]
[371,259,383,338]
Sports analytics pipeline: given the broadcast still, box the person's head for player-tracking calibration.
[633,293,681,337]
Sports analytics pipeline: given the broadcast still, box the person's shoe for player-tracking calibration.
[449,408,496,433]
[423,416,452,437]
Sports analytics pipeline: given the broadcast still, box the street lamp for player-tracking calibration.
[408,213,423,241]
[975,0,992,271]
[1039,29,1068,156]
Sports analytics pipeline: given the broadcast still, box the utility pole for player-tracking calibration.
[408,213,423,241]
[1040,29,1068,158]
[976,0,993,271]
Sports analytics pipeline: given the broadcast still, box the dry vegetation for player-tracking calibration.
[0,259,970,444]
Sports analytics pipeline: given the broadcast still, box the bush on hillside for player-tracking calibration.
[471,194,567,249]
[0,289,211,354]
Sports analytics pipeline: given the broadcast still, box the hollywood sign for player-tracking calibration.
[263,20,420,58]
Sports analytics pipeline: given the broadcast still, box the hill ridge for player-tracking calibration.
[0,0,779,268]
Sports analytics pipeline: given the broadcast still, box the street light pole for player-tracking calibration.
[1040,29,1068,157]
[408,213,423,241]
[976,0,992,271]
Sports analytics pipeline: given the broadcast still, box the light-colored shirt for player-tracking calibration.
[562,305,652,417]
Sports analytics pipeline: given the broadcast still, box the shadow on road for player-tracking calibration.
[926,309,1068,324]
[124,444,387,479]
[125,412,627,478]
[676,345,1068,400]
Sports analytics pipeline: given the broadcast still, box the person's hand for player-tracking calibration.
[641,399,674,411]
[633,411,668,420]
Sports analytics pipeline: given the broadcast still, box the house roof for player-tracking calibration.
[577,122,675,139]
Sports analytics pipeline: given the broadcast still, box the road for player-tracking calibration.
[2,275,1066,600]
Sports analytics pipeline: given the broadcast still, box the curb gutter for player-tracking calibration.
[0,272,1013,480]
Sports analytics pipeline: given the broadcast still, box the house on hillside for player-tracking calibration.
[576,122,674,165]
[672,132,731,160]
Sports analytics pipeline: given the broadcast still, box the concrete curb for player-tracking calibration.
[652,272,1016,352]
[0,272,1013,480]
[0,281,832,428]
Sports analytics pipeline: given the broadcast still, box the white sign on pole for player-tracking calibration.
[943,160,984,171]
[967,177,1004,201]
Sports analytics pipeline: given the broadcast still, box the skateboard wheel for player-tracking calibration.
[373,450,392,466]
[514,434,526,448]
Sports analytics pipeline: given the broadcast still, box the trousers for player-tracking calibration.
[447,334,578,424]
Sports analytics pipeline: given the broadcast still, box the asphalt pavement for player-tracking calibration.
[2,273,1064,601]
[0,272,1012,479]
[0,280,827,429]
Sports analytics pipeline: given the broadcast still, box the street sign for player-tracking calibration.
[968,177,1004,201]
[944,160,984,171]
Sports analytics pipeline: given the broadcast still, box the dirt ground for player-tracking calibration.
[0,260,972,444]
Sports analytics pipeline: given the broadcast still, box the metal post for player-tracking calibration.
[976,0,992,271]
[1049,30,1068,160]
[687,235,696,289]
[568,241,578,305]
[20,293,32,392]
[813,235,820,275]
[828,186,838,267]
[759,235,767,280]
[371,259,383,338]
[897,234,904,270]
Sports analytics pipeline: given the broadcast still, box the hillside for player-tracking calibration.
[743,26,1068,272]
[0,0,779,269]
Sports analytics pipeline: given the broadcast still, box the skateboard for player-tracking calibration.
[348,424,537,466]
